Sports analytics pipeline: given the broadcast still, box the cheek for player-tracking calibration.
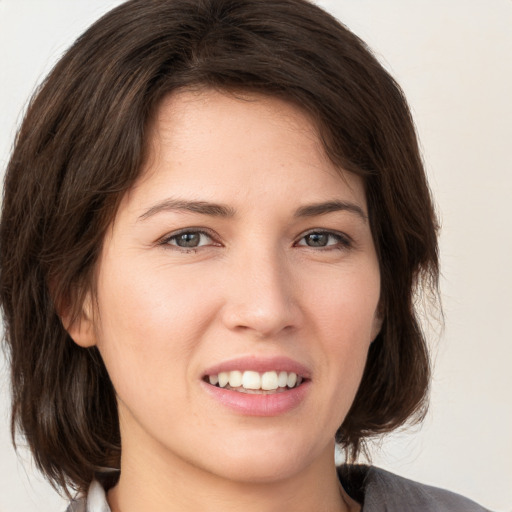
[97,249,219,334]
[308,262,380,343]
[92,254,219,398]
[305,263,380,410]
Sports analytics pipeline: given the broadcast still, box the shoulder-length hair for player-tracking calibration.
[0,0,439,494]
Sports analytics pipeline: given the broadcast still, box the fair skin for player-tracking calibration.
[69,89,381,512]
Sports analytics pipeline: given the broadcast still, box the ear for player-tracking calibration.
[370,309,384,342]
[61,291,97,348]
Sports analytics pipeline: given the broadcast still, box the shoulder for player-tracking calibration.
[338,465,493,512]
[65,498,86,512]
[65,480,111,512]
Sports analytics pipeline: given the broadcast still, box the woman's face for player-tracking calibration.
[80,89,381,483]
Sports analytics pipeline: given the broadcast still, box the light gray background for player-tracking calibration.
[1,1,511,511]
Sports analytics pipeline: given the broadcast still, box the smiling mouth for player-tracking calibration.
[204,370,305,394]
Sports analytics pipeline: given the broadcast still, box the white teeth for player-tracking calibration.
[228,370,242,388]
[218,372,229,388]
[277,371,288,387]
[287,372,297,388]
[261,371,278,390]
[207,370,304,391]
[242,371,261,390]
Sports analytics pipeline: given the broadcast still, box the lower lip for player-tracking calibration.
[201,381,310,416]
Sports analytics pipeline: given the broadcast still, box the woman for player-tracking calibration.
[0,0,492,511]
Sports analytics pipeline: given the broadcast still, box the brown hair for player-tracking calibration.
[0,0,439,495]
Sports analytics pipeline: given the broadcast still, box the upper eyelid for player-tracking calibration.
[295,228,351,241]
[159,227,219,245]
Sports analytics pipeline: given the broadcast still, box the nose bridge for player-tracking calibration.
[221,242,300,336]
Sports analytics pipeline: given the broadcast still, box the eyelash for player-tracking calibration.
[159,228,218,252]
[294,230,352,250]
[159,228,352,252]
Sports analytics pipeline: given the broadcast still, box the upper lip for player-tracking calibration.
[202,355,312,379]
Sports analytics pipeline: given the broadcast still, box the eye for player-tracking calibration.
[162,229,215,249]
[296,230,351,249]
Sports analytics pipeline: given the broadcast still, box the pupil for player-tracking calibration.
[177,232,200,247]
[307,233,328,246]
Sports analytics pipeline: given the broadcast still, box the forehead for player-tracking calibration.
[122,88,366,215]
[149,88,323,156]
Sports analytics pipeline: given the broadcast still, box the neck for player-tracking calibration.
[107,439,355,512]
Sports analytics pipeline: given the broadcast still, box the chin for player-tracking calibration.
[214,456,305,484]
[199,431,328,484]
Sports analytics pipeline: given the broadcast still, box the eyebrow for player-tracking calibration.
[138,198,367,222]
[294,200,368,222]
[138,198,236,221]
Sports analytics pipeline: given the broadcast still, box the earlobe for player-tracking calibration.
[370,313,383,343]
[61,292,97,348]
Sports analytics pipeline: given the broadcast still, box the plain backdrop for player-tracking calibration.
[0,1,511,511]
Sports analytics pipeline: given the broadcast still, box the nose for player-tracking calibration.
[220,248,302,338]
